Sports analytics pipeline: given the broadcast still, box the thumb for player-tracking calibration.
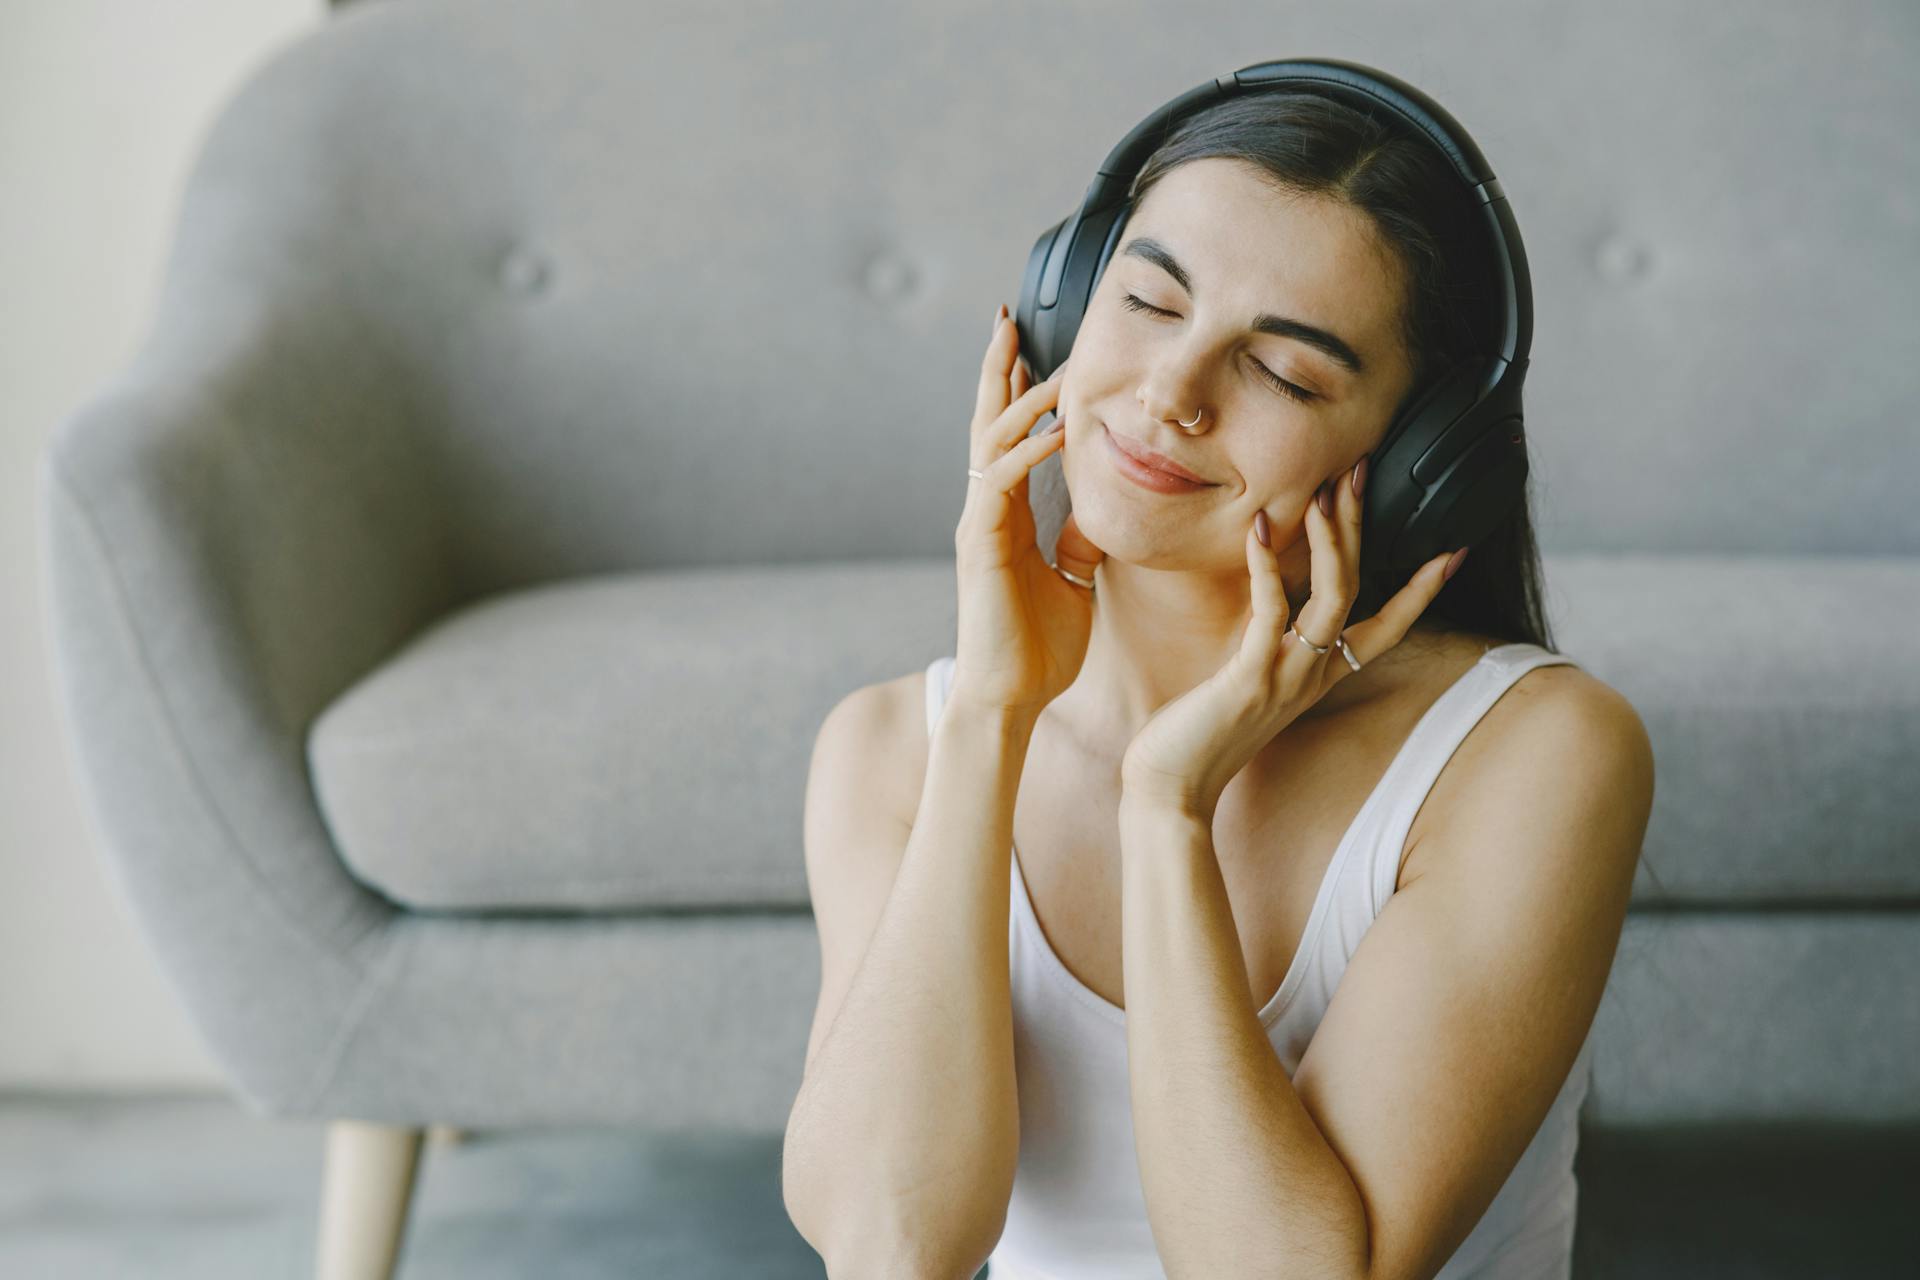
[1054,511,1107,584]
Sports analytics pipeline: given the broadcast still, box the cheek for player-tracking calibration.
[1067,310,1130,368]
[1247,441,1324,497]
[1245,466,1345,533]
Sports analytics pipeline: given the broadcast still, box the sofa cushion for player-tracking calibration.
[1546,554,1920,906]
[307,554,1920,913]
[306,561,954,912]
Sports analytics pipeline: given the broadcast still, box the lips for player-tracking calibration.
[1104,426,1217,495]
[1105,427,1213,484]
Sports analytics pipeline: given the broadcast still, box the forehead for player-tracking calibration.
[1124,157,1407,359]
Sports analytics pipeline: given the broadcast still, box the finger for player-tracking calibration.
[1337,456,1366,540]
[1242,510,1290,667]
[973,306,1018,430]
[1053,509,1106,587]
[1286,481,1356,669]
[983,361,1067,455]
[1324,550,1456,682]
[977,419,1068,499]
[1330,459,1366,613]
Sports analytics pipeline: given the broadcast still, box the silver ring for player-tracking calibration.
[1051,562,1095,590]
[1334,636,1363,672]
[967,468,985,480]
[1140,386,1203,428]
[1289,623,1331,654]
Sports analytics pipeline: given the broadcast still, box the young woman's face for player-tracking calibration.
[1057,156,1418,570]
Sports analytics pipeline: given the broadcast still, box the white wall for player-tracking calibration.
[1,0,325,1091]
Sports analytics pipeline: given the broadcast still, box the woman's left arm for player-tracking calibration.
[1115,468,1654,1279]
[1118,681,1653,1280]
[1118,796,1371,1279]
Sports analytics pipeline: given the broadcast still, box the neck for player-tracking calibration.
[1043,555,1438,760]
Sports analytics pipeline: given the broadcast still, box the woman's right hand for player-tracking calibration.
[949,305,1107,722]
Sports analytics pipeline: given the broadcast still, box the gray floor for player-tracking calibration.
[0,1091,831,1279]
[2,1092,1915,1278]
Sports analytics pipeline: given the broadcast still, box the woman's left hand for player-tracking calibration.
[1117,458,1463,822]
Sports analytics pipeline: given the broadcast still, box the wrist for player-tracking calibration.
[938,694,1041,745]
[1118,789,1215,830]
[1118,797,1215,869]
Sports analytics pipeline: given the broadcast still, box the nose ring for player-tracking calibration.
[1140,385,1204,429]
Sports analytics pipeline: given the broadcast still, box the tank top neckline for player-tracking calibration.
[977,640,1545,1030]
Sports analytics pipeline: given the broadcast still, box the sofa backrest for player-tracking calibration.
[139,0,1920,591]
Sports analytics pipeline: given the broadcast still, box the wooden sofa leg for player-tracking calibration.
[316,1119,425,1280]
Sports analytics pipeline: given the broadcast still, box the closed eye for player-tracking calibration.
[1119,292,1319,405]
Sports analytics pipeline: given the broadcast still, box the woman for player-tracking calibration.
[786,90,1655,1280]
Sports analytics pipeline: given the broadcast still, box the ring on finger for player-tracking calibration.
[1289,623,1336,655]
[968,468,985,480]
[1334,635,1363,672]
[1051,561,1095,590]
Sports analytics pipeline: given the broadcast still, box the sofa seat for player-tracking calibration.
[309,554,1920,915]
[306,561,956,913]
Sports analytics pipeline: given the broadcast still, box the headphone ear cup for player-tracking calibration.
[1400,410,1527,571]
[1359,361,1521,576]
[1019,200,1133,378]
[1017,217,1068,373]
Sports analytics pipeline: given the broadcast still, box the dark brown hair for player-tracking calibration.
[1123,90,1557,654]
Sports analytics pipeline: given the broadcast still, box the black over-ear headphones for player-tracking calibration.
[1016,57,1533,577]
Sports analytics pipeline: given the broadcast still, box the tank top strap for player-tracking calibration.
[924,654,955,738]
[924,656,1024,953]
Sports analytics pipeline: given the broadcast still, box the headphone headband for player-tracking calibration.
[1017,57,1534,576]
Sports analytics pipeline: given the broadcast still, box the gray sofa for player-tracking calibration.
[37,0,1920,1276]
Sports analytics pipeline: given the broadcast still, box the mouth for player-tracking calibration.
[1104,425,1218,495]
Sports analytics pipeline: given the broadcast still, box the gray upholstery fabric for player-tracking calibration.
[37,0,1920,1137]
[302,555,1920,913]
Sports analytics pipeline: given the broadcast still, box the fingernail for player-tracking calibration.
[1443,546,1470,581]
[994,303,1007,335]
[1254,509,1270,547]
[1318,481,1334,518]
[1352,456,1368,498]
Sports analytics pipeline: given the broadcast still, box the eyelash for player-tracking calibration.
[1119,293,1318,404]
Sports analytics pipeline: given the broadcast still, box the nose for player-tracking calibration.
[1137,381,1207,430]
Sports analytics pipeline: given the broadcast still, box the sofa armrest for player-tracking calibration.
[38,301,459,1115]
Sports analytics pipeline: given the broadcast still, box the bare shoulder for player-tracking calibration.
[872,667,935,827]
[1434,632,1645,734]
[1402,640,1655,886]
[1497,654,1650,749]
[797,669,937,1082]
[812,668,934,838]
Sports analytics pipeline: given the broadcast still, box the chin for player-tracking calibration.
[1063,496,1207,570]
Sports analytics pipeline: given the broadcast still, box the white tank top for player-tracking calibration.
[923,642,1596,1280]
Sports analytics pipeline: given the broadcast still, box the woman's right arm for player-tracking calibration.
[785,305,1100,1278]
[782,686,1036,1279]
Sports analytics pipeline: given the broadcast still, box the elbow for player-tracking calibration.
[783,1151,984,1280]
[784,1164,998,1280]
[832,1233,994,1280]
[799,1219,992,1280]
[782,1099,1007,1280]
[781,1116,843,1267]
[811,1203,1000,1280]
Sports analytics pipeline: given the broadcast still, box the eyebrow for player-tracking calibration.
[1118,236,1367,377]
